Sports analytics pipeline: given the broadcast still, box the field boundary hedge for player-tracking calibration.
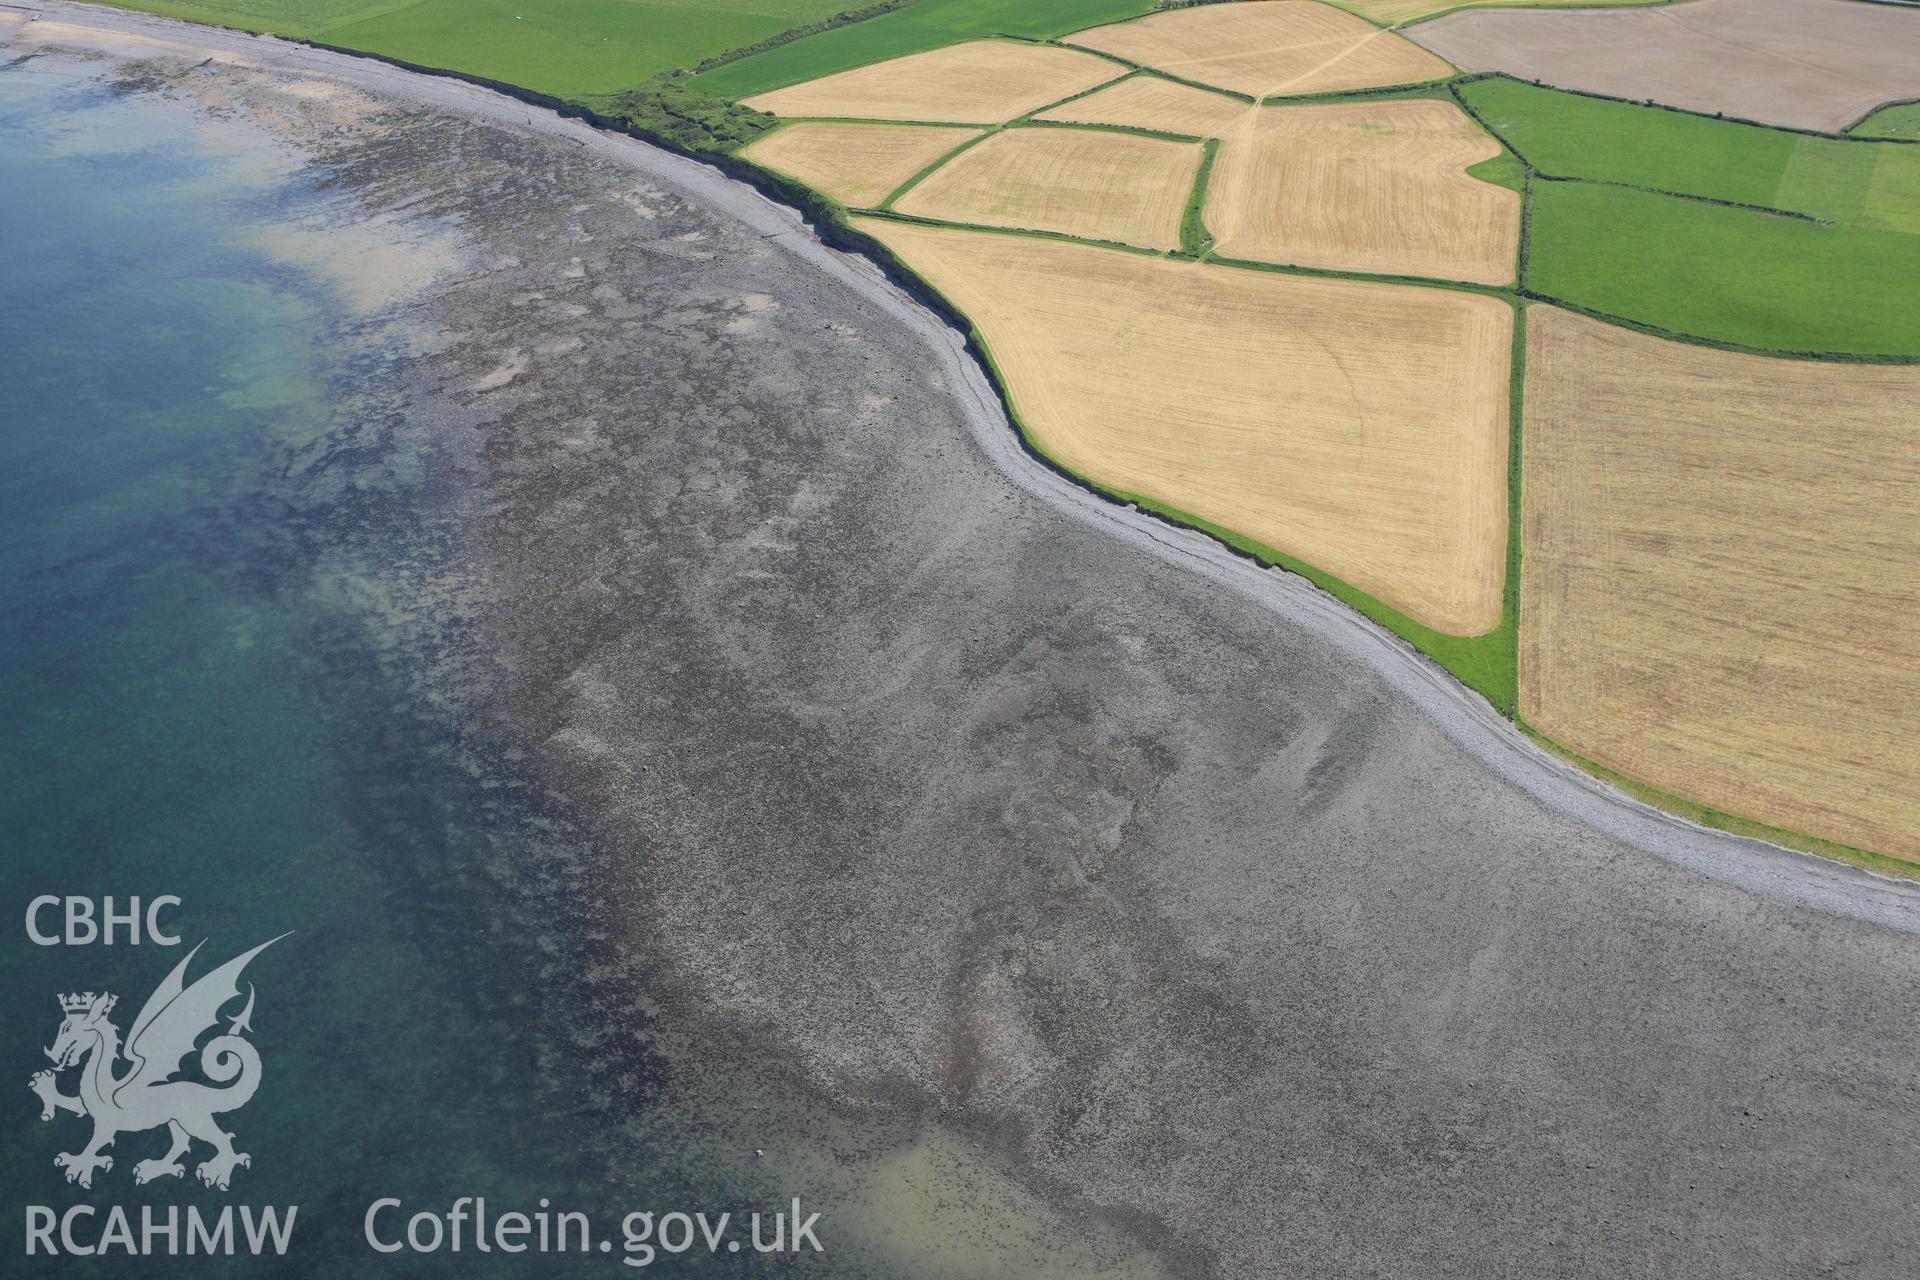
[1179,137,1219,255]
[1393,0,1681,31]
[1453,73,1920,364]
[1453,81,1833,223]
[1531,172,1824,223]
[1033,38,1260,103]
[1514,171,1533,294]
[1511,287,1920,365]
[1024,116,1209,144]
[683,0,907,75]
[854,206,1167,257]
[1846,95,1920,136]
[876,128,997,209]
[1847,93,1920,131]
[1456,69,1920,146]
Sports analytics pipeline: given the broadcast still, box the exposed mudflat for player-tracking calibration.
[14,5,1920,1277]
[1412,0,1920,132]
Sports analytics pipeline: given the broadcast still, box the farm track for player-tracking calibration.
[1062,0,1451,98]
[17,0,1918,926]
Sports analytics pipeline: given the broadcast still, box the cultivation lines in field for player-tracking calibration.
[739,40,1124,124]
[1207,99,1518,283]
[894,128,1203,251]
[1328,0,1665,24]
[1413,0,1920,133]
[853,218,1512,635]
[1062,1,1451,99]
[1520,307,1920,861]
[740,122,980,208]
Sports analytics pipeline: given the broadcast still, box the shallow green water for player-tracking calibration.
[0,58,770,1277]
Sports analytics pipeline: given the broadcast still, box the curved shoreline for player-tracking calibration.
[20,0,1920,934]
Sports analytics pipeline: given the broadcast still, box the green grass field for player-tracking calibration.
[1460,77,1920,230]
[91,0,413,37]
[1526,181,1920,357]
[328,0,863,95]
[1851,100,1920,141]
[1464,149,1526,194]
[100,0,856,96]
[687,0,1158,98]
[1455,78,1920,355]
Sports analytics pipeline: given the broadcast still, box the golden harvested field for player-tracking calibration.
[1520,307,1920,860]
[1207,99,1519,283]
[1063,1,1453,98]
[893,127,1202,250]
[1034,74,1253,136]
[740,40,1124,125]
[852,217,1511,633]
[741,122,979,208]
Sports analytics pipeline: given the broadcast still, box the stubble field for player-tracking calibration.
[1330,0,1664,21]
[1036,73,1253,135]
[853,217,1512,636]
[740,40,1123,124]
[1206,97,1519,283]
[893,127,1203,250]
[740,121,979,208]
[1063,1,1452,98]
[1520,307,1920,861]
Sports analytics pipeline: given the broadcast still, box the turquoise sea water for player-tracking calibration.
[0,58,763,1277]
